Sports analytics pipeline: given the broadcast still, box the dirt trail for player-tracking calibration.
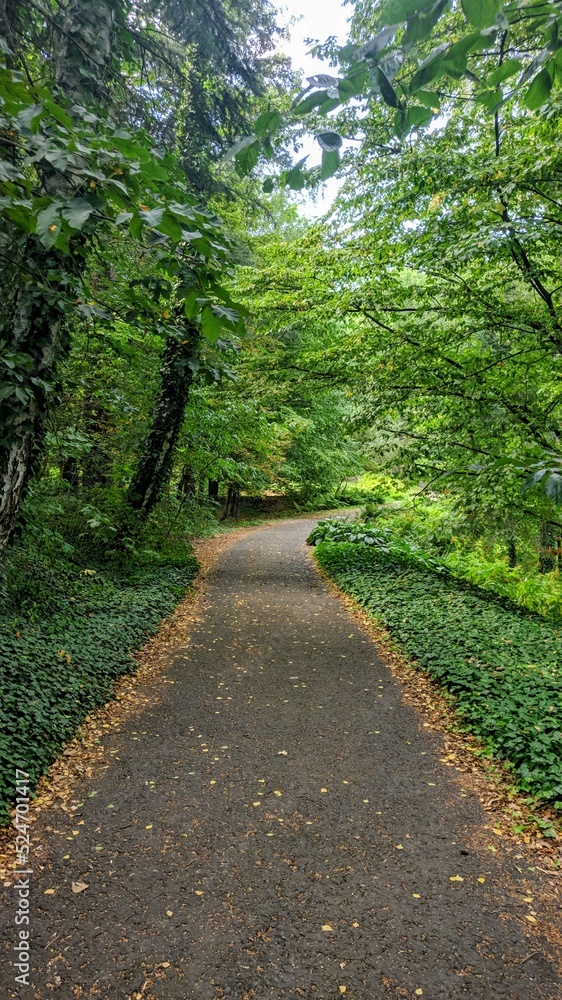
[1,518,561,998]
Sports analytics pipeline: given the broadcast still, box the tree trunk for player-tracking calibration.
[220,484,240,521]
[208,479,219,500]
[0,0,115,562]
[539,520,556,574]
[124,325,199,523]
[0,251,67,558]
[505,518,517,568]
[177,465,196,497]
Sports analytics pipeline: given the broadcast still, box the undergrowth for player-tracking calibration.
[0,543,198,826]
[313,539,562,809]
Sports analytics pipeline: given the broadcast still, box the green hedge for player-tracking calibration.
[0,560,197,824]
[315,541,562,807]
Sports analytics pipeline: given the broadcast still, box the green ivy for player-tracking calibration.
[0,559,197,825]
[315,541,562,807]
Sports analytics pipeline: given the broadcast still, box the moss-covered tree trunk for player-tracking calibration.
[0,0,115,562]
[124,326,199,523]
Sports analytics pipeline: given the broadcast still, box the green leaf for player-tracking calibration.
[141,207,164,228]
[254,110,282,139]
[381,0,435,25]
[61,198,96,231]
[545,473,562,503]
[409,43,449,90]
[321,148,341,180]
[235,139,260,176]
[398,104,434,136]
[488,59,522,86]
[524,67,553,110]
[461,0,500,29]
[156,212,183,242]
[338,65,368,100]
[377,68,401,108]
[262,177,274,193]
[403,0,449,46]
[201,305,223,344]
[293,90,330,114]
[286,166,306,190]
[36,203,62,248]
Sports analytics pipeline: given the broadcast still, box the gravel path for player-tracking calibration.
[2,518,561,998]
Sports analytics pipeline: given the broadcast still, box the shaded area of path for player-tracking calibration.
[2,519,561,998]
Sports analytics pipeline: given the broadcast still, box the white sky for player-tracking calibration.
[275,0,353,217]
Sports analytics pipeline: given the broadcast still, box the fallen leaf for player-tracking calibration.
[252,802,261,807]
[274,791,282,796]
[161,962,170,969]
[492,828,503,836]
[352,921,360,927]
[477,877,486,884]
[320,788,328,793]
[449,875,464,882]
[145,824,153,830]
[44,889,56,895]
[321,924,333,932]
[194,890,204,896]
[415,990,423,996]
[395,844,404,850]
[413,893,421,898]
[524,896,533,902]
[525,915,537,923]
[277,750,288,756]
[339,988,347,995]
[166,910,173,916]
[71,881,88,894]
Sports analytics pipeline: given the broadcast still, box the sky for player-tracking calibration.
[275,0,353,216]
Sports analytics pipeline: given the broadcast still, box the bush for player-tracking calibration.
[315,540,562,807]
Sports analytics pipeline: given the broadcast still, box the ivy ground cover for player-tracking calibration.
[0,559,197,824]
[314,541,562,807]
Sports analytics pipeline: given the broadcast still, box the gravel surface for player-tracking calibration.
[1,518,560,999]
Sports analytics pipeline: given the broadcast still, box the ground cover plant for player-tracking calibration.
[313,538,562,809]
[0,552,197,825]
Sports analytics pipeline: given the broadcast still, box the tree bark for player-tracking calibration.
[124,325,199,524]
[208,479,219,500]
[220,484,240,520]
[539,520,556,574]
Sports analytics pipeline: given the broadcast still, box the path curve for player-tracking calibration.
[2,519,561,998]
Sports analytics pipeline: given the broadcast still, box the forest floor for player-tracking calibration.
[1,518,562,998]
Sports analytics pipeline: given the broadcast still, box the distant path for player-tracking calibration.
[2,519,560,998]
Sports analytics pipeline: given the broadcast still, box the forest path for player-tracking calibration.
[3,518,561,999]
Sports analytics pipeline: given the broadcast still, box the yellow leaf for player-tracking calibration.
[209,780,216,785]
[162,962,170,968]
[166,910,173,916]
[352,921,360,927]
[194,890,204,896]
[525,915,537,923]
[252,802,260,807]
[415,990,423,996]
[320,788,328,793]
[363,799,369,803]
[274,790,282,796]
[413,893,421,898]
[321,924,333,932]
[146,824,153,829]
[492,828,503,836]
[449,875,464,882]
[524,896,533,902]
[477,877,486,884]
[339,988,347,995]
[44,889,55,895]
[395,844,404,850]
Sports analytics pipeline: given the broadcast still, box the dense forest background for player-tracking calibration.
[1,0,562,819]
